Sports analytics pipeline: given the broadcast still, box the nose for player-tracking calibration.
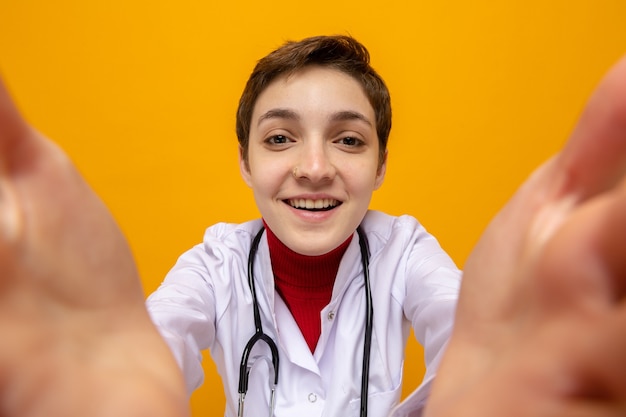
[293,139,336,183]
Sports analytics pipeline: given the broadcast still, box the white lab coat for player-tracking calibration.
[146,210,461,417]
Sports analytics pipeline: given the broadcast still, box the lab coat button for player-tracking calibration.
[308,392,318,403]
[327,311,335,320]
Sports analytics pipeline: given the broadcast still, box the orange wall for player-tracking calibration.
[1,1,625,415]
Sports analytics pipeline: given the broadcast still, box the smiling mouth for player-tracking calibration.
[286,198,340,211]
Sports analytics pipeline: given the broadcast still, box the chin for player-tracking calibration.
[297,246,331,257]
[288,234,348,256]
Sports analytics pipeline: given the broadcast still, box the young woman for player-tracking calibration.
[146,36,461,417]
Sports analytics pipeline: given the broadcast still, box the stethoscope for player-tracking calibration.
[238,226,373,417]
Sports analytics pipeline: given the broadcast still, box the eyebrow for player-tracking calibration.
[329,110,372,126]
[257,108,372,126]
[257,108,300,126]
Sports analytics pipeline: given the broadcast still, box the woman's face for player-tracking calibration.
[240,65,386,256]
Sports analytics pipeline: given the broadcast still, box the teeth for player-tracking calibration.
[289,198,338,209]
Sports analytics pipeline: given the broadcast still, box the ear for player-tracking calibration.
[374,150,388,190]
[238,145,253,187]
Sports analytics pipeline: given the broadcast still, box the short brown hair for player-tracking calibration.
[236,35,391,166]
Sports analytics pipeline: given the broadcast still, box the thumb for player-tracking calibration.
[555,54,626,202]
[0,77,33,170]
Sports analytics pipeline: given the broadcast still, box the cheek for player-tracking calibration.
[248,157,287,192]
[346,163,382,193]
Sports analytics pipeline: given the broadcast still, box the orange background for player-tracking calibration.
[1,1,625,415]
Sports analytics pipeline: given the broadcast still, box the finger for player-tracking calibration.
[0,78,25,244]
[578,304,626,403]
[554,54,626,202]
[534,177,626,312]
[593,180,626,300]
[555,302,626,415]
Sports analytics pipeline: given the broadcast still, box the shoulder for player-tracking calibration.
[360,210,427,248]
[202,219,263,253]
[361,210,458,272]
[166,219,263,276]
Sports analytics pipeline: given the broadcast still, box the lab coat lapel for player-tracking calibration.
[256,237,321,374]
[275,295,321,373]
[315,233,363,361]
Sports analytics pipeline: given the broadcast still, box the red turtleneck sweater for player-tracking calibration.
[265,225,352,353]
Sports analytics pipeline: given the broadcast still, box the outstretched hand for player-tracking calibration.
[426,56,626,416]
[0,80,187,417]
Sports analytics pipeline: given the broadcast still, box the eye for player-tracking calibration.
[337,136,364,147]
[265,134,290,145]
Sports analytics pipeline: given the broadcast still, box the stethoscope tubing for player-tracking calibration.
[357,226,373,417]
[238,226,372,417]
[238,227,280,417]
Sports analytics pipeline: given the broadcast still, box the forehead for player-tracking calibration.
[251,66,375,123]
